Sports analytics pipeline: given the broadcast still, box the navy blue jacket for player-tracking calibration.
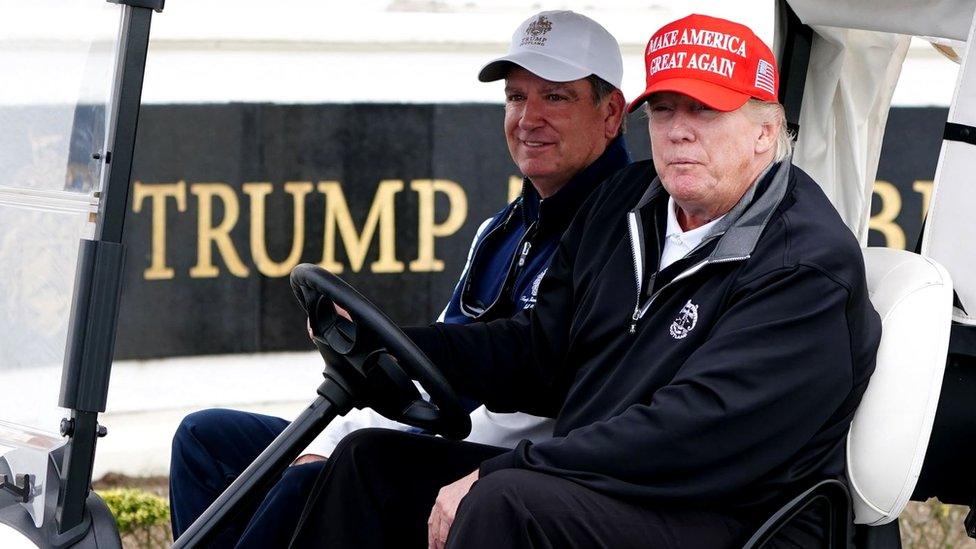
[440,136,631,324]
[409,159,881,517]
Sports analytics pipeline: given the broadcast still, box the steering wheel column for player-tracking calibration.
[173,265,470,548]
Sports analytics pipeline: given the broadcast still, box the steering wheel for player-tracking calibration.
[289,263,471,440]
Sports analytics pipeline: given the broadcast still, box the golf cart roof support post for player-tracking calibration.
[58,240,125,414]
[56,239,123,537]
[914,122,976,255]
[920,3,976,325]
[776,0,813,139]
[52,2,158,539]
[107,0,164,15]
[54,241,125,540]
[53,411,99,542]
[95,4,153,245]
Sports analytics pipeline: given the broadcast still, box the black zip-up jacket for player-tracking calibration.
[407,159,882,516]
[440,136,631,323]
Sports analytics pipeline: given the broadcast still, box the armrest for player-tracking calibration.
[741,479,852,548]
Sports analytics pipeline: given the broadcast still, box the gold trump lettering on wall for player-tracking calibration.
[869,179,932,250]
[132,178,931,281]
[132,179,468,280]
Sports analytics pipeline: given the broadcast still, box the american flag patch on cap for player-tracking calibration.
[754,59,775,95]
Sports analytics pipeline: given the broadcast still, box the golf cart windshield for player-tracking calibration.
[0,1,120,430]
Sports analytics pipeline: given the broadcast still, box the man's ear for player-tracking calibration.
[604,90,626,139]
[755,120,777,155]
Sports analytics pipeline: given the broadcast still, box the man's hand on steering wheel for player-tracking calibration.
[306,304,351,340]
[291,264,471,439]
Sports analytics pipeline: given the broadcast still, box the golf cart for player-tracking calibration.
[0,0,973,547]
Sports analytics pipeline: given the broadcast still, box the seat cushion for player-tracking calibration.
[848,247,953,525]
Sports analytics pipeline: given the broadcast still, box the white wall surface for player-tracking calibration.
[44,1,973,105]
[0,1,958,105]
[136,0,779,105]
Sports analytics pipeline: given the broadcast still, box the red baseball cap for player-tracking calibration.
[628,14,779,113]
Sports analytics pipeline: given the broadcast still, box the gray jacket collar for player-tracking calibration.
[631,157,792,263]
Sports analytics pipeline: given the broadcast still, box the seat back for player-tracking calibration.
[848,247,953,525]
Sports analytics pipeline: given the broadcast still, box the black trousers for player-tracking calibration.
[290,429,750,548]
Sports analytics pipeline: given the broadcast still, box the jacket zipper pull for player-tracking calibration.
[517,241,532,267]
[629,307,640,334]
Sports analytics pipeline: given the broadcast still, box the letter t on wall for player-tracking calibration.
[132,181,187,280]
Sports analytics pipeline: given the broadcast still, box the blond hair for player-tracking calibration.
[746,99,793,163]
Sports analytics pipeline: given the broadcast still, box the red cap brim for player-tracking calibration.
[628,77,752,113]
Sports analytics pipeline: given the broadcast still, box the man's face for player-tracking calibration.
[504,67,616,196]
[647,92,771,223]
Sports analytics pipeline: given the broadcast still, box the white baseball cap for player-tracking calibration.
[478,11,623,90]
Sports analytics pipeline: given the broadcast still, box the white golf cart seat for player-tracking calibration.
[744,247,953,547]
[849,247,953,525]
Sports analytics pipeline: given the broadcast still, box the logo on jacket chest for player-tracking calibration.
[669,300,699,339]
[519,268,548,310]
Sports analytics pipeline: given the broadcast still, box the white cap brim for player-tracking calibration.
[478,50,595,84]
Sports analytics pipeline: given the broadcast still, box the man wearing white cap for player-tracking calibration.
[292,13,880,549]
[169,10,630,548]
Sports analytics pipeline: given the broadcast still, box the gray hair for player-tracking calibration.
[586,74,617,105]
[746,99,794,163]
[585,74,626,136]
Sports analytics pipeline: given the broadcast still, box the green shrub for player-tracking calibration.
[97,488,171,547]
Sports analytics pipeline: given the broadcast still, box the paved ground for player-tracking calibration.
[2,351,324,478]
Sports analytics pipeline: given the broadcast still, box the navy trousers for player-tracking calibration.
[169,408,325,548]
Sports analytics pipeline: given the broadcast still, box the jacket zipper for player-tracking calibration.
[505,224,537,296]
[626,209,750,334]
[634,259,709,330]
[459,207,519,317]
[473,221,538,319]
[517,241,532,267]
[630,256,750,333]
[626,212,644,334]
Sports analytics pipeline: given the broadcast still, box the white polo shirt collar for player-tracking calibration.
[659,197,726,271]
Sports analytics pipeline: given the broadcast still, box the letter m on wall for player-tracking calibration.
[318,180,405,273]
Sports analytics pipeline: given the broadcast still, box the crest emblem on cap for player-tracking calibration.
[527,15,553,36]
[521,15,553,46]
[669,300,699,340]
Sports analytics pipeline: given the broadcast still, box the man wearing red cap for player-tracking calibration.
[293,14,880,548]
